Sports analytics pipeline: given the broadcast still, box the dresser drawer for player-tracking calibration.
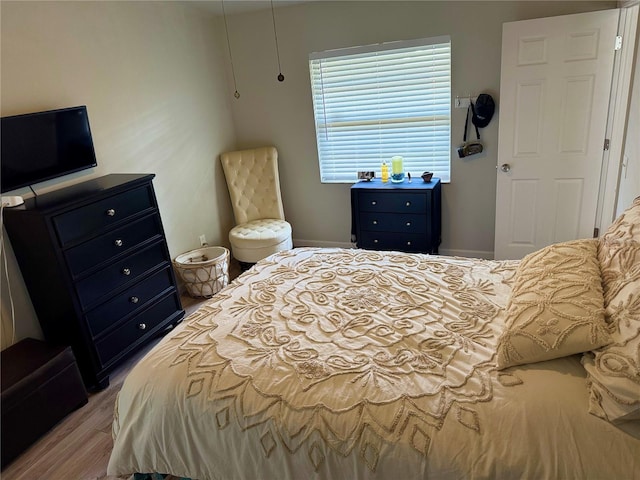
[65,214,163,277]
[54,185,155,246]
[75,242,168,309]
[358,212,426,233]
[358,231,427,252]
[86,267,175,338]
[95,293,181,367]
[358,192,426,214]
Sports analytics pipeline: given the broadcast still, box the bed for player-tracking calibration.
[108,199,640,480]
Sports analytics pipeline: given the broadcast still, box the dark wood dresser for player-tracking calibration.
[351,177,441,254]
[4,174,184,389]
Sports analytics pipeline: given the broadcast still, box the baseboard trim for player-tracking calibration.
[293,239,356,249]
[292,239,494,260]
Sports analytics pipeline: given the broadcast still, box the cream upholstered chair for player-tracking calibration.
[220,146,293,266]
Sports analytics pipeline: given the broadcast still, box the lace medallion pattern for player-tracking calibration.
[167,248,519,470]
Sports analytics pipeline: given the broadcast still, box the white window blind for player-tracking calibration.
[309,36,451,183]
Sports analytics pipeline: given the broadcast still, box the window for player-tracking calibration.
[309,36,451,183]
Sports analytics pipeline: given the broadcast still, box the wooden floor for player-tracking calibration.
[1,293,215,480]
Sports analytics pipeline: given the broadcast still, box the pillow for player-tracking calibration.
[582,197,640,423]
[496,239,610,369]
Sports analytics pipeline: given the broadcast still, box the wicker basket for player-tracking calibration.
[173,246,230,298]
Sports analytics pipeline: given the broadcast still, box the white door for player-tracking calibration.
[494,9,620,259]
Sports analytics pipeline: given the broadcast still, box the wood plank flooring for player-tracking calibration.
[1,293,214,480]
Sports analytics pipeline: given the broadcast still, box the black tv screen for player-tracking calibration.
[1,106,98,193]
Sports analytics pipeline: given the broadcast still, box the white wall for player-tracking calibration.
[224,0,617,257]
[0,1,237,349]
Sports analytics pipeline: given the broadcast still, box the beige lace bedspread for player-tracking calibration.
[108,248,640,480]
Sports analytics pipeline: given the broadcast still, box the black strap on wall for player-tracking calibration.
[463,102,480,142]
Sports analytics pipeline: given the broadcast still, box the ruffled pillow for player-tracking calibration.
[582,197,640,423]
[497,239,610,369]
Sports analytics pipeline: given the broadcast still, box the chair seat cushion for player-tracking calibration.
[229,219,292,249]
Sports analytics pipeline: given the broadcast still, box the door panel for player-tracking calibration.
[510,180,538,246]
[552,179,583,242]
[495,9,619,259]
[559,75,594,153]
[514,81,544,156]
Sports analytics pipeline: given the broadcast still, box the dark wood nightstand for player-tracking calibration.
[351,177,441,254]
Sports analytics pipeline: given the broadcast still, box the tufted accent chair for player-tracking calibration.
[220,146,293,265]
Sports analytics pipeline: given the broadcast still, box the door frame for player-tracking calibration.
[597,3,638,230]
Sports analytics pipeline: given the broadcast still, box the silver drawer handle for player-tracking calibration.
[373,220,378,225]
[406,222,411,226]
[122,268,131,276]
[407,241,412,246]
[106,208,116,217]
[371,201,377,205]
[373,239,379,243]
[405,201,411,207]
[130,296,139,304]
[114,239,123,247]
[138,323,146,330]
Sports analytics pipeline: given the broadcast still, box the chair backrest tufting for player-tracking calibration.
[220,146,286,225]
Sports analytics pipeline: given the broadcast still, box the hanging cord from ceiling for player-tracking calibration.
[270,0,285,82]
[222,0,240,99]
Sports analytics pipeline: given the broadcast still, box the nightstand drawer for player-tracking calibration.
[75,242,168,309]
[358,231,426,253]
[358,192,426,214]
[86,267,175,338]
[358,212,426,233]
[95,293,181,367]
[54,185,154,246]
[65,214,163,277]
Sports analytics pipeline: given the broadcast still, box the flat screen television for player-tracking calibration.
[1,105,98,193]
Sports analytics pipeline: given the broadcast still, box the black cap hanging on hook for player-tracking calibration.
[472,94,495,128]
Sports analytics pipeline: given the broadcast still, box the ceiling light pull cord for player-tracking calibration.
[270,0,284,82]
[222,0,240,99]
